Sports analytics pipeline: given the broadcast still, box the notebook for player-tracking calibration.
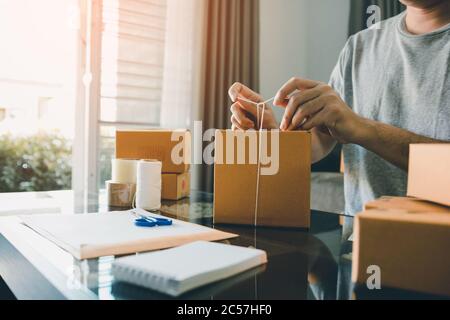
[112,241,268,297]
[20,209,237,260]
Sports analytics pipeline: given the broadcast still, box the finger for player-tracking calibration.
[236,98,261,120]
[280,92,301,132]
[229,82,263,103]
[231,103,255,128]
[231,115,248,131]
[280,88,323,131]
[274,77,320,107]
[301,109,329,131]
[288,96,327,131]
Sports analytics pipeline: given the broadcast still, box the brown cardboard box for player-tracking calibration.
[408,144,450,207]
[365,196,450,213]
[352,209,450,297]
[116,130,190,174]
[214,130,311,228]
[162,172,190,201]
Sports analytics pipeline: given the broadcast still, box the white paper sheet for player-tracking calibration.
[20,209,237,260]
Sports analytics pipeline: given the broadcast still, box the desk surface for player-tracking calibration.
[0,192,443,300]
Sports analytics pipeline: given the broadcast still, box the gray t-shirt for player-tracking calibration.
[329,13,450,216]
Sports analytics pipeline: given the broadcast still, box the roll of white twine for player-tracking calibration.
[135,160,162,211]
[112,159,138,184]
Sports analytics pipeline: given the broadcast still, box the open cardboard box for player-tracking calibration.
[213,130,311,229]
[353,197,450,297]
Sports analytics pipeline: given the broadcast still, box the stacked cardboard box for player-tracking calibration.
[116,130,191,201]
[161,172,190,201]
[352,144,450,297]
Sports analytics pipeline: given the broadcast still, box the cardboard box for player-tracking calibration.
[365,196,450,214]
[116,130,190,174]
[162,172,191,201]
[408,144,450,207]
[353,209,450,297]
[214,130,311,228]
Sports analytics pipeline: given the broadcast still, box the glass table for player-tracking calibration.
[0,191,443,300]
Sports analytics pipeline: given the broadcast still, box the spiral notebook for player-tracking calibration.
[112,241,268,297]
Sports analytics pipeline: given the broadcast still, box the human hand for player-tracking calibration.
[228,82,278,130]
[274,77,365,144]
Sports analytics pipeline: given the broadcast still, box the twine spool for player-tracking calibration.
[136,160,162,211]
[112,159,138,184]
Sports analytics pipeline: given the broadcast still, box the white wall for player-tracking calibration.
[260,0,350,119]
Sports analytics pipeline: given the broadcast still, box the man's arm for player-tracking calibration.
[356,119,447,171]
[274,77,449,171]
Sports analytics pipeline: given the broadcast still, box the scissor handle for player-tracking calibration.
[155,218,173,226]
[135,218,157,227]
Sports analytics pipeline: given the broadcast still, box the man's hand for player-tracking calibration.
[228,82,278,130]
[274,77,365,144]
[274,77,448,171]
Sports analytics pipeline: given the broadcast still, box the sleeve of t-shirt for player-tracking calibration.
[329,36,354,109]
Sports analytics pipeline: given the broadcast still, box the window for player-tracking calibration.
[0,0,170,213]
[100,0,166,126]
[0,0,78,194]
[97,0,168,189]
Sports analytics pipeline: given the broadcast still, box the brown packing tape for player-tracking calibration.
[107,181,136,208]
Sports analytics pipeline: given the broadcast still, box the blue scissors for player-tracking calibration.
[133,212,173,228]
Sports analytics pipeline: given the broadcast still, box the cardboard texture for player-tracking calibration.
[408,144,450,207]
[214,130,311,228]
[116,130,190,174]
[353,207,450,297]
[162,172,191,201]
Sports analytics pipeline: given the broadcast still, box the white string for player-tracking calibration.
[238,97,275,110]
[256,100,260,129]
[236,96,275,244]
[236,97,275,228]
[254,102,266,228]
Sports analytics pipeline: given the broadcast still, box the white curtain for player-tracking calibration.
[160,0,207,129]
